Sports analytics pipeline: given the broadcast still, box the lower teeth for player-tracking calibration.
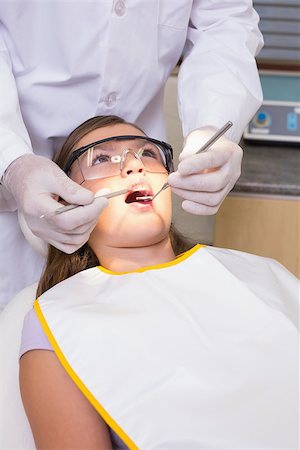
[136,196,152,201]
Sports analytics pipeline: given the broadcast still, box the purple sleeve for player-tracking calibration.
[19,309,128,450]
[19,308,53,358]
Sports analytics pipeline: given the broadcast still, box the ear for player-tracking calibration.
[18,211,48,257]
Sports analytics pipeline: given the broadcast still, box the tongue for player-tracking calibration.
[125,191,149,204]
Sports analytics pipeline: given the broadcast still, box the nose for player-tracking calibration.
[121,151,146,177]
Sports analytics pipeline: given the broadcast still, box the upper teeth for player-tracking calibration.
[132,186,148,192]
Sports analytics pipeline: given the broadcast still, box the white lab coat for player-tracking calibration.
[0,1,263,308]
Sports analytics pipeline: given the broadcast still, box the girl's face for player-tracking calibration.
[69,123,172,250]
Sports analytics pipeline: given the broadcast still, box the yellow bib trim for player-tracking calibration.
[97,243,204,275]
[34,300,139,450]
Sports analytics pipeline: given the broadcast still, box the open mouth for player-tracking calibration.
[125,190,152,204]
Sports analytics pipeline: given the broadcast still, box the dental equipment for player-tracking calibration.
[40,188,128,218]
[137,121,233,202]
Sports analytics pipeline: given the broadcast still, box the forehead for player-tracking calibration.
[75,123,146,149]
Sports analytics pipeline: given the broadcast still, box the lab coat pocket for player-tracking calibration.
[157,0,191,67]
[0,22,25,74]
[157,0,192,30]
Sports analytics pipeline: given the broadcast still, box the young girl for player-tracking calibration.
[19,116,298,450]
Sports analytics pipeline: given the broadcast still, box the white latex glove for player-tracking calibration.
[2,154,109,254]
[167,127,243,215]
[0,184,17,212]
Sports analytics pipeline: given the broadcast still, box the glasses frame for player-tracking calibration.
[63,135,174,177]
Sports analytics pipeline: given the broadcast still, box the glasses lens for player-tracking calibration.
[136,140,167,172]
[76,138,168,181]
[77,141,119,180]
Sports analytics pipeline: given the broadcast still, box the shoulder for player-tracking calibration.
[203,246,299,325]
[20,308,53,358]
[36,267,106,312]
[19,343,114,449]
[204,245,297,280]
[40,267,102,297]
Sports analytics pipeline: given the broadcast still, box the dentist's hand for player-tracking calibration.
[2,154,108,253]
[167,127,243,215]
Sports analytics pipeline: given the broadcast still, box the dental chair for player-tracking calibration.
[0,282,37,449]
[0,213,47,449]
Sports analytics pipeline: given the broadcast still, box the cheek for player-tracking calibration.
[88,212,112,248]
[158,188,172,220]
[88,203,126,249]
[91,198,125,235]
[82,179,108,194]
[69,164,84,184]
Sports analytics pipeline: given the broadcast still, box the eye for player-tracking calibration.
[91,152,111,166]
[140,146,160,160]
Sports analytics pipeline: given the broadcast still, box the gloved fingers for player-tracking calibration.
[3,154,110,252]
[37,197,108,233]
[167,128,243,216]
[46,231,88,247]
[56,219,99,236]
[49,196,108,232]
[47,239,86,255]
[181,200,220,216]
[168,162,238,216]
[170,186,228,208]
[25,195,106,246]
[177,144,242,176]
[33,217,98,240]
[168,166,231,194]
[48,215,100,253]
[34,185,95,219]
[38,222,97,251]
[179,127,219,160]
[53,173,95,206]
[28,197,107,251]
[0,185,17,212]
[2,154,95,210]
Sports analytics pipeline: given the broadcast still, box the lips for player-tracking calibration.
[125,187,153,204]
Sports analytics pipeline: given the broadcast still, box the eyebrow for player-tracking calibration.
[92,139,149,150]
[91,142,115,151]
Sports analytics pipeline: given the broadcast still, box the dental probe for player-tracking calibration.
[192,120,233,154]
[137,121,233,202]
[40,188,128,218]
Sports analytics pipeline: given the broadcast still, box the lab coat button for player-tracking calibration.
[115,0,126,16]
[105,92,117,107]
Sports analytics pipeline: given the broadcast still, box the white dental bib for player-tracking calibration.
[35,245,299,449]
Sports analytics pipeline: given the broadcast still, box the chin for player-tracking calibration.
[91,225,170,249]
[127,233,169,248]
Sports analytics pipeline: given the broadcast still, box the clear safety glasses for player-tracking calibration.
[64,135,174,183]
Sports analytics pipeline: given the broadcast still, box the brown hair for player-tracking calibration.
[37,115,194,297]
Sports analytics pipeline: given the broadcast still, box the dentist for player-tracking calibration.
[0,1,263,307]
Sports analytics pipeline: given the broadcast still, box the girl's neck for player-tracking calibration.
[95,237,176,273]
